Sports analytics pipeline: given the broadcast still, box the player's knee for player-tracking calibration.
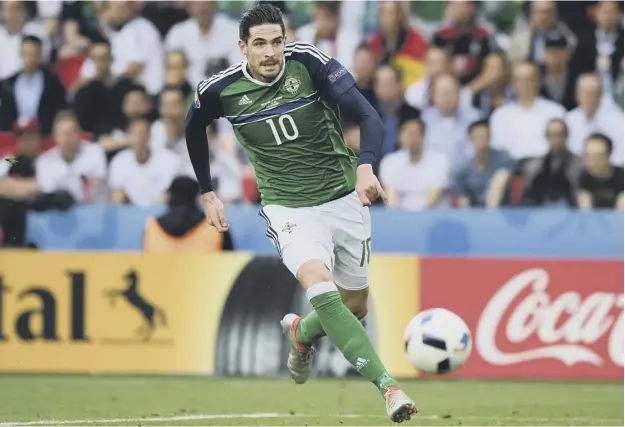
[296,259,333,289]
[342,288,369,319]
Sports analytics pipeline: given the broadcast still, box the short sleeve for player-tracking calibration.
[378,155,394,187]
[108,154,126,190]
[35,157,57,193]
[88,145,107,180]
[453,164,470,195]
[0,159,10,178]
[285,42,356,100]
[495,150,515,172]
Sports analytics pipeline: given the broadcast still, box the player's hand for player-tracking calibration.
[201,191,230,232]
[355,164,388,207]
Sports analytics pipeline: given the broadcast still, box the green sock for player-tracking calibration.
[296,309,367,344]
[295,310,326,344]
[307,283,399,395]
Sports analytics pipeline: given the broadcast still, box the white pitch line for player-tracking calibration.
[1,413,622,426]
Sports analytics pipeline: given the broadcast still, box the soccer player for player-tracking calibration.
[185,3,418,422]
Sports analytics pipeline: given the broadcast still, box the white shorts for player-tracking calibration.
[259,191,371,291]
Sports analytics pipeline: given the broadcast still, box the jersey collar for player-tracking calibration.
[241,58,286,87]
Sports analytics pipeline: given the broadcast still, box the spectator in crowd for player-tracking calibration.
[35,110,107,204]
[164,50,193,102]
[490,61,565,162]
[508,0,576,65]
[453,119,513,208]
[0,35,67,136]
[465,52,515,117]
[405,46,453,110]
[56,19,91,61]
[295,1,360,72]
[0,119,42,247]
[570,1,624,106]
[165,1,242,86]
[565,74,623,166]
[540,28,576,110]
[108,118,179,207]
[374,65,421,157]
[0,0,49,80]
[578,133,624,210]
[521,118,581,207]
[432,0,492,85]
[80,1,164,96]
[143,176,233,252]
[74,39,142,139]
[351,44,379,108]
[98,87,152,158]
[151,87,186,152]
[422,73,482,168]
[137,0,189,39]
[380,118,450,211]
[366,1,428,88]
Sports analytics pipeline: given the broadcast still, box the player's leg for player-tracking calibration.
[260,205,330,384]
[327,192,418,422]
[294,286,368,344]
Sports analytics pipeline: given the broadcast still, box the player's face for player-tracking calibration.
[240,24,285,82]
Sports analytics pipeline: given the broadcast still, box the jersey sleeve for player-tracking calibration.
[184,81,225,194]
[286,42,356,100]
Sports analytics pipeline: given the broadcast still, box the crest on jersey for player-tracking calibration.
[194,91,201,108]
[284,77,300,94]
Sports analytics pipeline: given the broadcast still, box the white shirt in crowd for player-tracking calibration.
[295,24,361,72]
[0,21,50,79]
[35,142,107,202]
[422,106,482,170]
[565,105,624,166]
[108,148,179,207]
[165,14,243,87]
[81,17,164,95]
[379,150,450,211]
[490,97,566,160]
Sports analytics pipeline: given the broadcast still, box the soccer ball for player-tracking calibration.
[403,308,472,374]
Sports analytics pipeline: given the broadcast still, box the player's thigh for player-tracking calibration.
[322,192,372,291]
[259,205,334,284]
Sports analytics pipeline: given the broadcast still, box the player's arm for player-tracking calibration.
[184,83,230,232]
[290,43,386,205]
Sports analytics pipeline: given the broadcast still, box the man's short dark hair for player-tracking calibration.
[401,117,426,135]
[22,35,42,47]
[239,3,285,42]
[468,119,489,134]
[586,132,613,154]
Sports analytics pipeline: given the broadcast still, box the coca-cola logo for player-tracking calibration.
[476,269,624,367]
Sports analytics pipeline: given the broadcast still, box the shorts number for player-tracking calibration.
[266,114,299,145]
[360,237,371,267]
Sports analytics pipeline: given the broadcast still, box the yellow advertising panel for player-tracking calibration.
[0,252,419,377]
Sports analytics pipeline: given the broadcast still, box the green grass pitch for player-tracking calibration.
[0,375,622,426]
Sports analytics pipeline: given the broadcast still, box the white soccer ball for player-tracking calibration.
[403,308,472,374]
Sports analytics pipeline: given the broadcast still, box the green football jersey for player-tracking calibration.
[193,42,358,208]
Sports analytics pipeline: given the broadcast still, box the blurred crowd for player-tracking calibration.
[0,0,623,242]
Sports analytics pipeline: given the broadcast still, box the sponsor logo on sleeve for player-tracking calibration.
[194,91,201,108]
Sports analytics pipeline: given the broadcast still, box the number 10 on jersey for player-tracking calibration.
[266,114,299,145]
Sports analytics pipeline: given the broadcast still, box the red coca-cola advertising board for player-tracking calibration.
[420,258,624,380]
